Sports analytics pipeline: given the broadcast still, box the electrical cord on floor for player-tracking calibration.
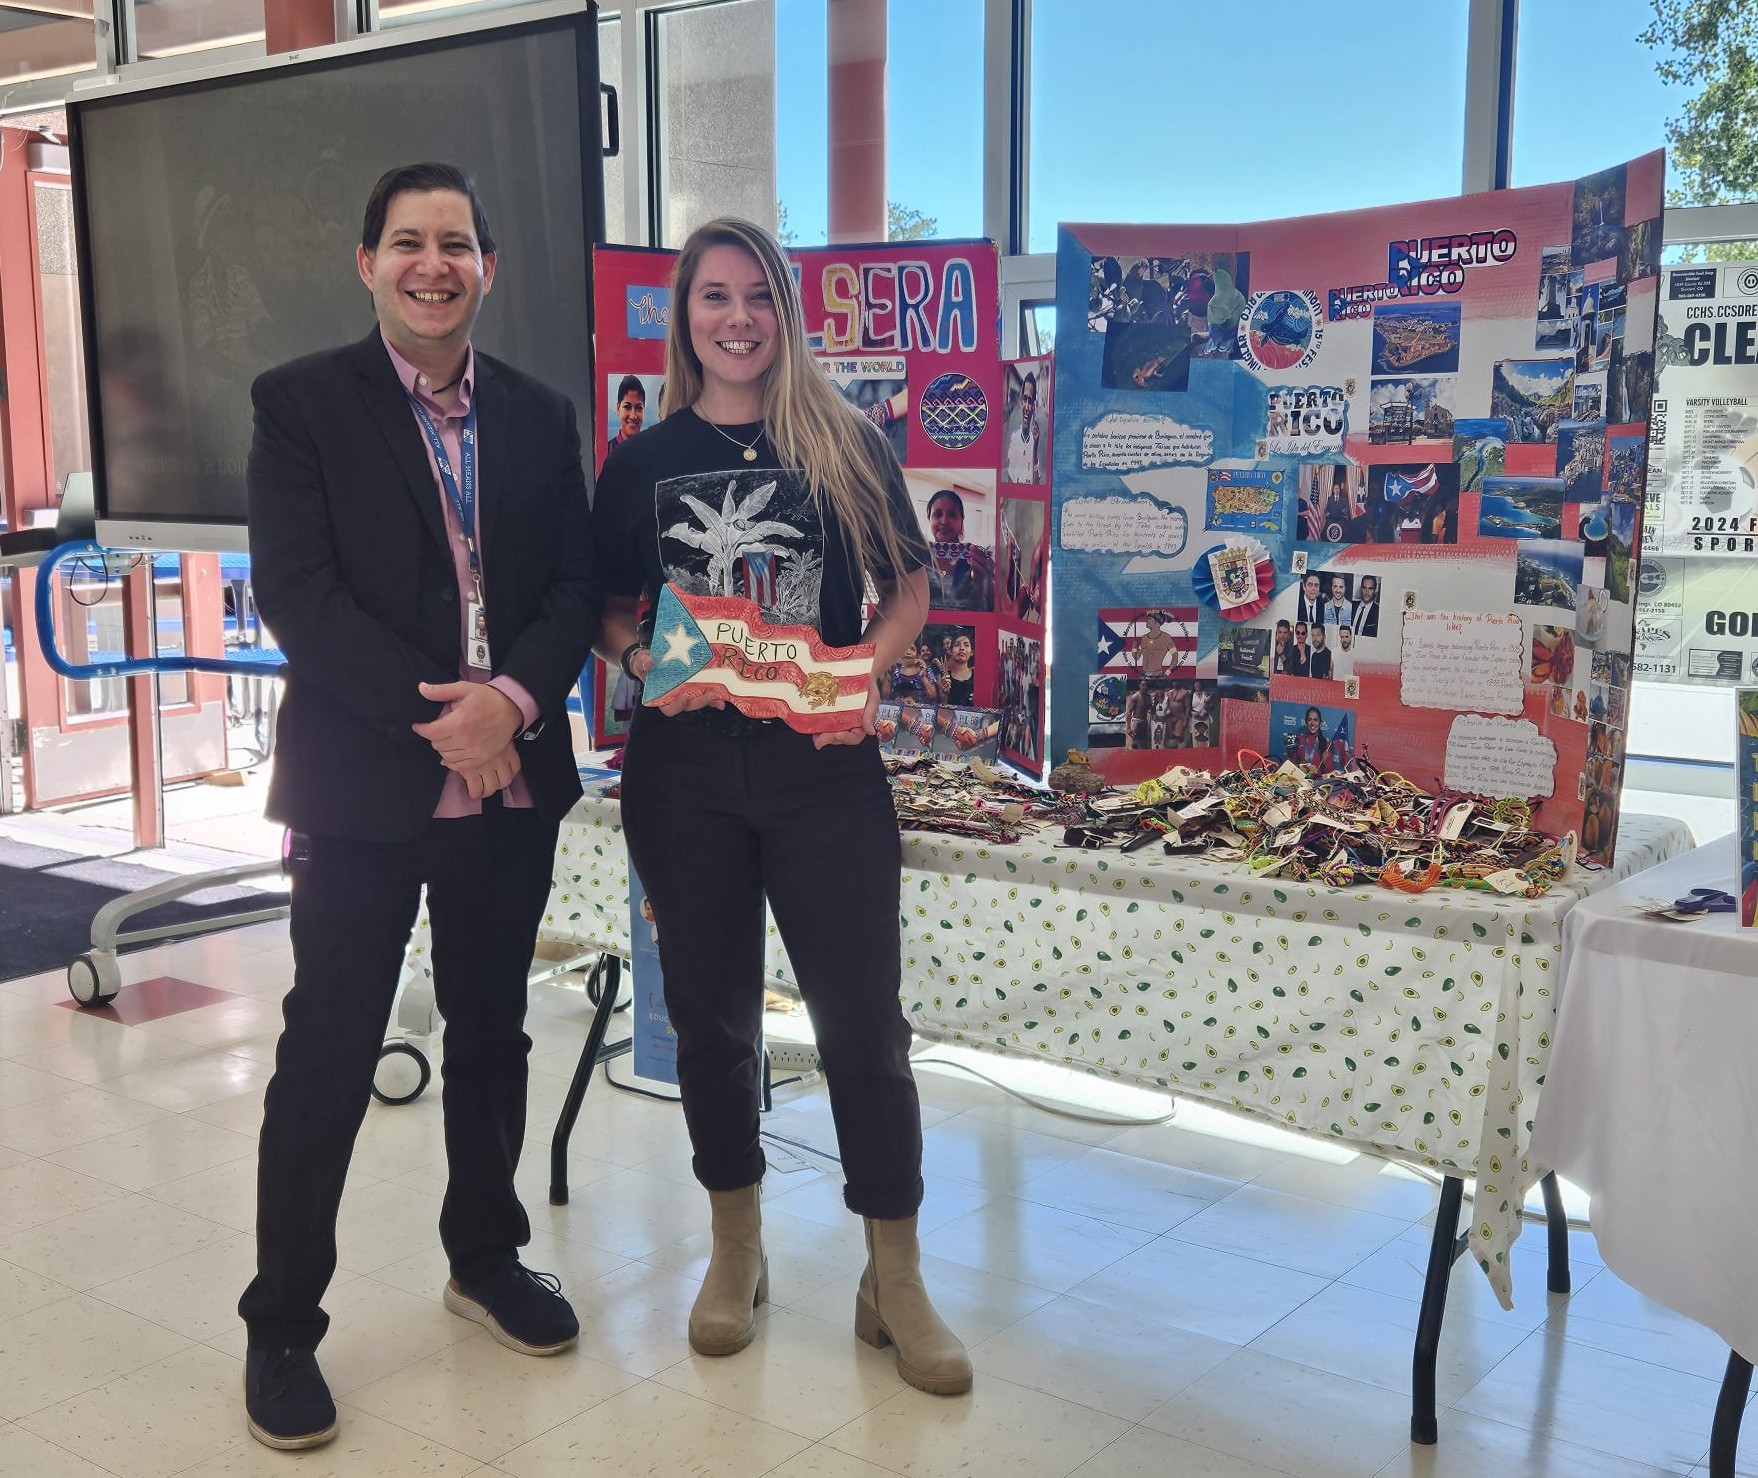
[760,1128,842,1165]
[908,1053,1179,1127]
[598,1058,810,1105]
[600,1058,680,1103]
[602,1051,1582,1227]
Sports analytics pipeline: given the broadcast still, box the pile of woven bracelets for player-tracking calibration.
[886,753,1574,899]
[884,756,1077,844]
[1062,757,1573,897]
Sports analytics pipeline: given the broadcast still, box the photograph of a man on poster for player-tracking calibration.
[1002,361,1047,483]
[1351,574,1382,638]
[1297,463,1367,543]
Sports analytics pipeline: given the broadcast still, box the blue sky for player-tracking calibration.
[774,0,1688,251]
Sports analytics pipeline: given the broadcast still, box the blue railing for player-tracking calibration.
[33,540,285,680]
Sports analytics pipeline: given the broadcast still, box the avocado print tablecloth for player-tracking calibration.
[398,797,1686,1307]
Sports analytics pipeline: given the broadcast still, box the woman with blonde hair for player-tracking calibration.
[591,217,970,1394]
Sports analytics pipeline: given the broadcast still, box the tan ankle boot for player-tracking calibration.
[689,1184,768,1356]
[855,1215,973,1394]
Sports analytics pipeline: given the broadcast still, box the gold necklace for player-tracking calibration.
[698,410,764,462]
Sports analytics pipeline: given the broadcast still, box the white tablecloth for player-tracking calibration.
[1528,835,1758,1363]
[400,796,1687,1307]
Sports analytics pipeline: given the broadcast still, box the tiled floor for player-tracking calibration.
[0,922,1750,1477]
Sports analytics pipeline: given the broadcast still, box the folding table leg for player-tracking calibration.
[1709,1350,1752,1478]
[548,955,627,1206]
[1538,1170,1570,1293]
[1411,1174,1467,1445]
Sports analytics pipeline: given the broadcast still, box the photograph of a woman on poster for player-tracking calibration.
[921,486,996,612]
[601,371,662,472]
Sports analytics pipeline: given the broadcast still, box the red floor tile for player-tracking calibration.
[57,975,237,1024]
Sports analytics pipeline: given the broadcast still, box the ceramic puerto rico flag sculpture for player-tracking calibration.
[642,585,877,733]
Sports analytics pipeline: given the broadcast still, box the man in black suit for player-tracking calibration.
[239,163,597,1450]
[1294,570,1324,630]
[1352,574,1381,638]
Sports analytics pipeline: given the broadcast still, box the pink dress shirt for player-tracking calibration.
[383,335,537,816]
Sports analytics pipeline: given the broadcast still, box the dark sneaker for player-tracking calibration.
[244,1346,338,1450]
[444,1261,579,1355]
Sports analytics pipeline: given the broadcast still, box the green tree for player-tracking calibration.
[1639,0,1758,260]
[772,200,939,246]
[886,201,938,242]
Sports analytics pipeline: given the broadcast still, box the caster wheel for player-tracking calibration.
[372,1041,431,1105]
[68,952,122,1007]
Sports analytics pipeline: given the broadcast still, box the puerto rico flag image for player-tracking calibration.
[741,550,780,607]
[642,585,876,733]
[1382,464,1438,504]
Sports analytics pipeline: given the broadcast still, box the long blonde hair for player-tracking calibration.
[662,217,913,585]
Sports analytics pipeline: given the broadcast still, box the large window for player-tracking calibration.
[0,7,95,82]
[601,13,625,242]
[1026,0,1470,253]
[774,0,826,245]
[134,0,262,58]
[650,0,776,248]
[886,0,981,242]
[1510,0,1684,189]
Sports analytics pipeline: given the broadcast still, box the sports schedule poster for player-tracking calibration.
[1634,260,1758,685]
[1049,153,1663,863]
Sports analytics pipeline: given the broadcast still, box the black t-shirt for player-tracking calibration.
[593,408,926,730]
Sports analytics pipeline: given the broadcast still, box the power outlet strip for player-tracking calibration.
[767,1043,822,1075]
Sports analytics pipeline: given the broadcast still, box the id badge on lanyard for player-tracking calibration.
[409,396,491,671]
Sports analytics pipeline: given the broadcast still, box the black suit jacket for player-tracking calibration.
[247,331,598,842]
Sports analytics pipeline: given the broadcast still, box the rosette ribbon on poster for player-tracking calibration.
[642,585,877,733]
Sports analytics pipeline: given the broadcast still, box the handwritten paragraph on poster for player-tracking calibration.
[1443,715,1557,798]
[1080,413,1213,472]
[1060,496,1189,557]
[1399,610,1526,715]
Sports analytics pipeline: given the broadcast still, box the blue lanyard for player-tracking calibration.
[407,395,480,588]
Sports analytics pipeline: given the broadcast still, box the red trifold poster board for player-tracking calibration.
[1048,153,1664,863]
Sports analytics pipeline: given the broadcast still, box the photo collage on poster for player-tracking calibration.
[592,242,1049,777]
[1633,260,1758,687]
[1049,153,1664,861]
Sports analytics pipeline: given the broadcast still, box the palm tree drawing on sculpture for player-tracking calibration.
[664,477,804,597]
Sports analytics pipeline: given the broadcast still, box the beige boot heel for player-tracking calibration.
[859,1215,973,1395]
[689,1184,767,1357]
[853,1292,890,1350]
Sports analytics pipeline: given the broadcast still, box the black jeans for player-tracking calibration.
[238,802,559,1351]
[619,711,923,1219]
